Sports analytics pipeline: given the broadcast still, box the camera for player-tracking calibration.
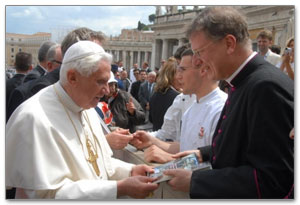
[285,47,292,55]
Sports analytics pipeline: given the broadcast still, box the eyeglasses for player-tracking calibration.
[51,60,62,65]
[192,41,214,57]
[177,66,192,73]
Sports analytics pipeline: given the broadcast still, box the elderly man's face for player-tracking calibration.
[74,60,110,109]
[147,74,156,84]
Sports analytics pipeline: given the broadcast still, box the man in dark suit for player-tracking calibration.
[130,69,145,102]
[6,27,101,123]
[23,41,56,83]
[138,71,156,111]
[6,52,32,121]
[164,6,294,199]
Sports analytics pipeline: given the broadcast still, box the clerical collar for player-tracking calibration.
[226,51,257,87]
[55,82,83,113]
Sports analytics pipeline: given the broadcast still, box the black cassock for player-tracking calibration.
[191,54,294,199]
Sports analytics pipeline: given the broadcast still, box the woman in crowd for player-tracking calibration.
[279,37,294,80]
[149,57,181,131]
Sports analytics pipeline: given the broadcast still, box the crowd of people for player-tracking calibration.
[6,6,294,199]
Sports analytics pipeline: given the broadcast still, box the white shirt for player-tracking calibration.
[6,82,134,199]
[264,49,281,66]
[150,93,196,142]
[180,87,227,152]
[129,68,137,83]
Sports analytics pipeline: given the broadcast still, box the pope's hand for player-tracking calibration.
[131,164,154,176]
[117,176,159,198]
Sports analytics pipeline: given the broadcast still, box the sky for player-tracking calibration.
[2,1,300,204]
[6,6,158,39]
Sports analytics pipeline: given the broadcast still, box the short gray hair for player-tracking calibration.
[46,44,60,62]
[38,41,56,62]
[59,52,112,85]
[186,7,249,44]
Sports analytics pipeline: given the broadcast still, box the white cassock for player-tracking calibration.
[180,87,227,151]
[150,93,196,142]
[6,82,134,199]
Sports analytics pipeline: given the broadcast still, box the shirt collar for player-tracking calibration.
[197,87,220,104]
[226,51,257,87]
[55,82,83,113]
[39,64,48,73]
[263,49,272,59]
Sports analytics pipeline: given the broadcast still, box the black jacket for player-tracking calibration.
[23,65,46,83]
[6,67,60,122]
[191,55,294,199]
[149,87,179,131]
[108,89,145,133]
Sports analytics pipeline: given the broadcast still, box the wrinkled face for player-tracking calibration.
[257,37,272,54]
[147,74,156,84]
[178,55,200,95]
[108,82,117,97]
[190,31,223,80]
[73,60,110,109]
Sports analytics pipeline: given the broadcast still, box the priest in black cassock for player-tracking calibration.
[164,6,294,199]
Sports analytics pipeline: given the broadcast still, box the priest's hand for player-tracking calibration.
[117,176,159,198]
[164,169,192,193]
[131,164,154,176]
[106,128,133,150]
[144,145,175,163]
[172,150,203,163]
[130,130,153,149]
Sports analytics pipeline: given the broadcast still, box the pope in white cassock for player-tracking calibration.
[6,41,158,199]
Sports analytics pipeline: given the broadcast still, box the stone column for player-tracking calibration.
[137,51,141,68]
[145,52,149,63]
[178,38,185,48]
[117,50,120,62]
[123,50,127,69]
[151,41,156,70]
[162,39,168,61]
[130,51,134,68]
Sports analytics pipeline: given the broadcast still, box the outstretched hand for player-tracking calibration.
[106,128,133,150]
[164,169,192,193]
[172,150,202,163]
[130,130,153,149]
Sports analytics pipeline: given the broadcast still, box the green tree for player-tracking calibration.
[137,21,147,31]
[148,14,156,23]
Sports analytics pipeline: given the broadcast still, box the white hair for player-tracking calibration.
[59,52,112,85]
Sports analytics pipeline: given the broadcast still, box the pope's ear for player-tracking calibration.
[66,69,78,85]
